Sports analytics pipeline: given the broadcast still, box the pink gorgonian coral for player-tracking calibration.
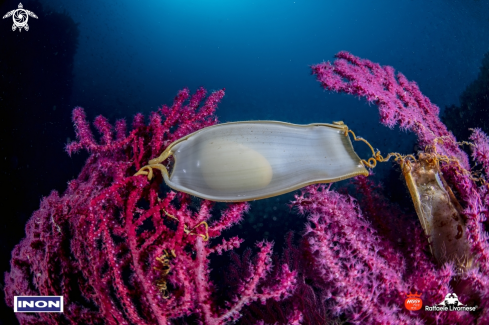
[5,52,489,325]
[305,52,489,324]
[4,88,296,325]
[235,52,489,325]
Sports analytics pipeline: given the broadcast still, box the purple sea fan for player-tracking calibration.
[288,180,489,324]
[292,184,417,324]
[307,52,489,324]
[4,88,296,325]
[236,52,489,325]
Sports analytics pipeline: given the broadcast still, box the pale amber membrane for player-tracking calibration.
[163,121,368,202]
[402,157,473,272]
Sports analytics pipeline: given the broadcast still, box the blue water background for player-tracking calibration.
[1,0,489,323]
[39,0,489,165]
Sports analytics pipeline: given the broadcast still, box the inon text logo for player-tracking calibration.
[14,296,63,313]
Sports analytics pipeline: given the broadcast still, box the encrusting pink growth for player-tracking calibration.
[4,88,296,325]
[470,128,489,175]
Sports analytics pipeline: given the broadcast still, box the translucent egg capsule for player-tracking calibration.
[137,121,368,202]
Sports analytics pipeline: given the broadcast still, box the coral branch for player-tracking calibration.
[4,88,294,325]
[311,51,469,168]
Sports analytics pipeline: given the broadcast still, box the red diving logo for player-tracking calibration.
[404,292,423,311]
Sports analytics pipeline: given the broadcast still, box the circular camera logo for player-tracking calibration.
[404,292,423,311]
